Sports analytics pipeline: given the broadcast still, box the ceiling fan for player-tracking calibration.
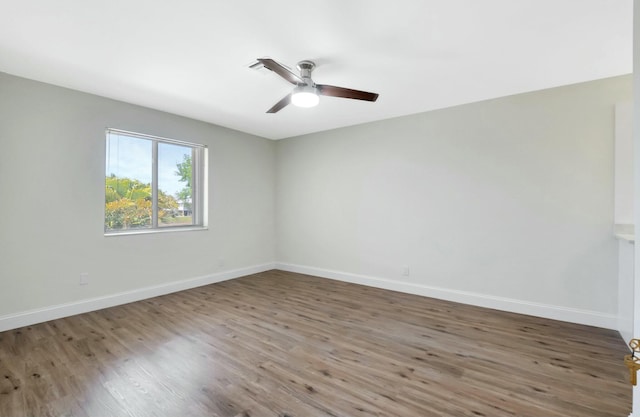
[255,58,379,113]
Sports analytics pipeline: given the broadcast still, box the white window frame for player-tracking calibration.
[105,128,207,235]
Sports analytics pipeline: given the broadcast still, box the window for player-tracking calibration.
[105,129,206,234]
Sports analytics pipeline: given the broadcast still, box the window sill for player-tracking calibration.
[105,226,208,237]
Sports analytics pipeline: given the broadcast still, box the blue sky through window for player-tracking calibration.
[106,133,190,198]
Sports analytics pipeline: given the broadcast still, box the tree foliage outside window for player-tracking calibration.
[105,129,205,234]
[175,154,192,213]
[105,175,181,230]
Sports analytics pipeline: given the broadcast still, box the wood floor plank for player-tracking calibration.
[0,270,631,416]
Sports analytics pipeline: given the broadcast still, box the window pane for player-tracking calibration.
[105,129,205,235]
[158,142,193,227]
[105,133,153,232]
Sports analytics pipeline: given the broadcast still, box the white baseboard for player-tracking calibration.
[275,262,618,330]
[1,262,618,333]
[0,262,276,333]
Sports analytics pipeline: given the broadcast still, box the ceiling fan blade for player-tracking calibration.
[267,94,291,113]
[317,84,379,102]
[258,58,303,85]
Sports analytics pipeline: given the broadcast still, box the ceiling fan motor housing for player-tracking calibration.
[296,60,316,86]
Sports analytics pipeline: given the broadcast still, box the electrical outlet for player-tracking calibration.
[218,258,225,268]
[402,266,410,276]
[79,272,89,285]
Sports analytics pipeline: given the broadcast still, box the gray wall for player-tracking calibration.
[0,72,276,318]
[276,75,632,324]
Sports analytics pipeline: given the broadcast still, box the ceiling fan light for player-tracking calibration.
[291,86,319,108]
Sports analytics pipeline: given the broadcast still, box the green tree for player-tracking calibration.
[105,175,179,230]
[175,154,192,212]
[105,175,152,202]
[158,190,178,221]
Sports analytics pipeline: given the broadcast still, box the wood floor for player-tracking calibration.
[0,270,631,416]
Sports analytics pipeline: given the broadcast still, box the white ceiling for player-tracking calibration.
[0,0,632,140]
